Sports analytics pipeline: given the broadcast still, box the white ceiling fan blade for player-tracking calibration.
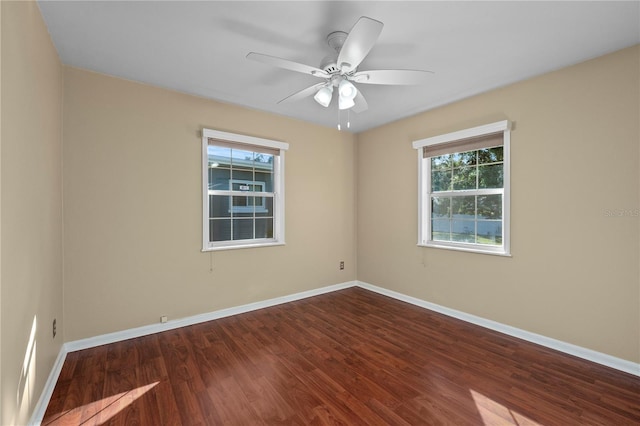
[247,52,330,78]
[337,16,383,74]
[352,90,368,113]
[277,82,326,104]
[352,69,434,85]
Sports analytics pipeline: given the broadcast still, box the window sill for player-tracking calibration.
[418,242,511,257]
[202,241,285,252]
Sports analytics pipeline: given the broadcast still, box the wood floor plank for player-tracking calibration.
[43,287,640,425]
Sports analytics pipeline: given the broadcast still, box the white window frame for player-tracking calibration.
[412,120,512,256]
[202,129,289,251]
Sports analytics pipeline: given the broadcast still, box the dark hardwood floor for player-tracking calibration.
[43,287,640,425]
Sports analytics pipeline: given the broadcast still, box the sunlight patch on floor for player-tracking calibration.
[45,382,159,426]
[471,389,542,426]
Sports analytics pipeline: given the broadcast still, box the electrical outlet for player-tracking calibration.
[160,315,168,324]
[340,261,345,270]
[52,318,57,338]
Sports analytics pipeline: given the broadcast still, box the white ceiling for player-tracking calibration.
[38,1,640,133]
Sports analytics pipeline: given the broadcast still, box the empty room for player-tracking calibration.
[1,1,639,425]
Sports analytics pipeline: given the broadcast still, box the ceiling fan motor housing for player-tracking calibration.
[320,31,349,74]
[320,54,340,74]
[327,31,347,51]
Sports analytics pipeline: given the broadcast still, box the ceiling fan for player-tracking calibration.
[247,16,433,114]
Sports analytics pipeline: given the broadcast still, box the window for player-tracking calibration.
[413,121,511,255]
[202,129,288,251]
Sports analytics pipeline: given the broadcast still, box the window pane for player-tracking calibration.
[431,196,450,219]
[208,146,231,168]
[210,219,231,242]
[478,164,503,189]
[255,171,273,192]
[210,195,230,218]
[478,146,503,164]
[431,154,451,171]
[231,180,260,192]
[452,220,475,243]
[478,195,502,220]
[231,196,253,217]
[256,197,273,217]
[431,170,451,192]
[452,165,477,190]
[233,218,254,240]
[231,170,253,182]
[451,196,475,217]
[229,196,272,217]
[431,219,451,241]
[232,195,249,208]
[255,218,273,239]
[254,153,274,172]
[208,167,230,191]
[251,181,266,193]
[452,150,476,167]
[477,221,502,245]
[231,149,254,170]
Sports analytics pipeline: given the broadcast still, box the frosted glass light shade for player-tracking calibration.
[338,80,357,100]
[313,86,333,107]
[339,96,355,110]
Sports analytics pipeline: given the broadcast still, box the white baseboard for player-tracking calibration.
[64,280,357,353]
[30,278,639,425]
[28,347,67,425]
[356,280,640,377]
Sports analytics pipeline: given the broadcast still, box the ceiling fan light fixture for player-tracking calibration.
[338,95,355,110]
[338,79,357,100]
[249,16,433,120]
[313,85,333,107]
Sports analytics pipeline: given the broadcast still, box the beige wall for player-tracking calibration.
[63,67,357,341]
[1,2,64,425]
[357,45,640,363]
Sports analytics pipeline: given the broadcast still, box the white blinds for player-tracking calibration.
[208,138,280,156]
[422,133,502,158]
